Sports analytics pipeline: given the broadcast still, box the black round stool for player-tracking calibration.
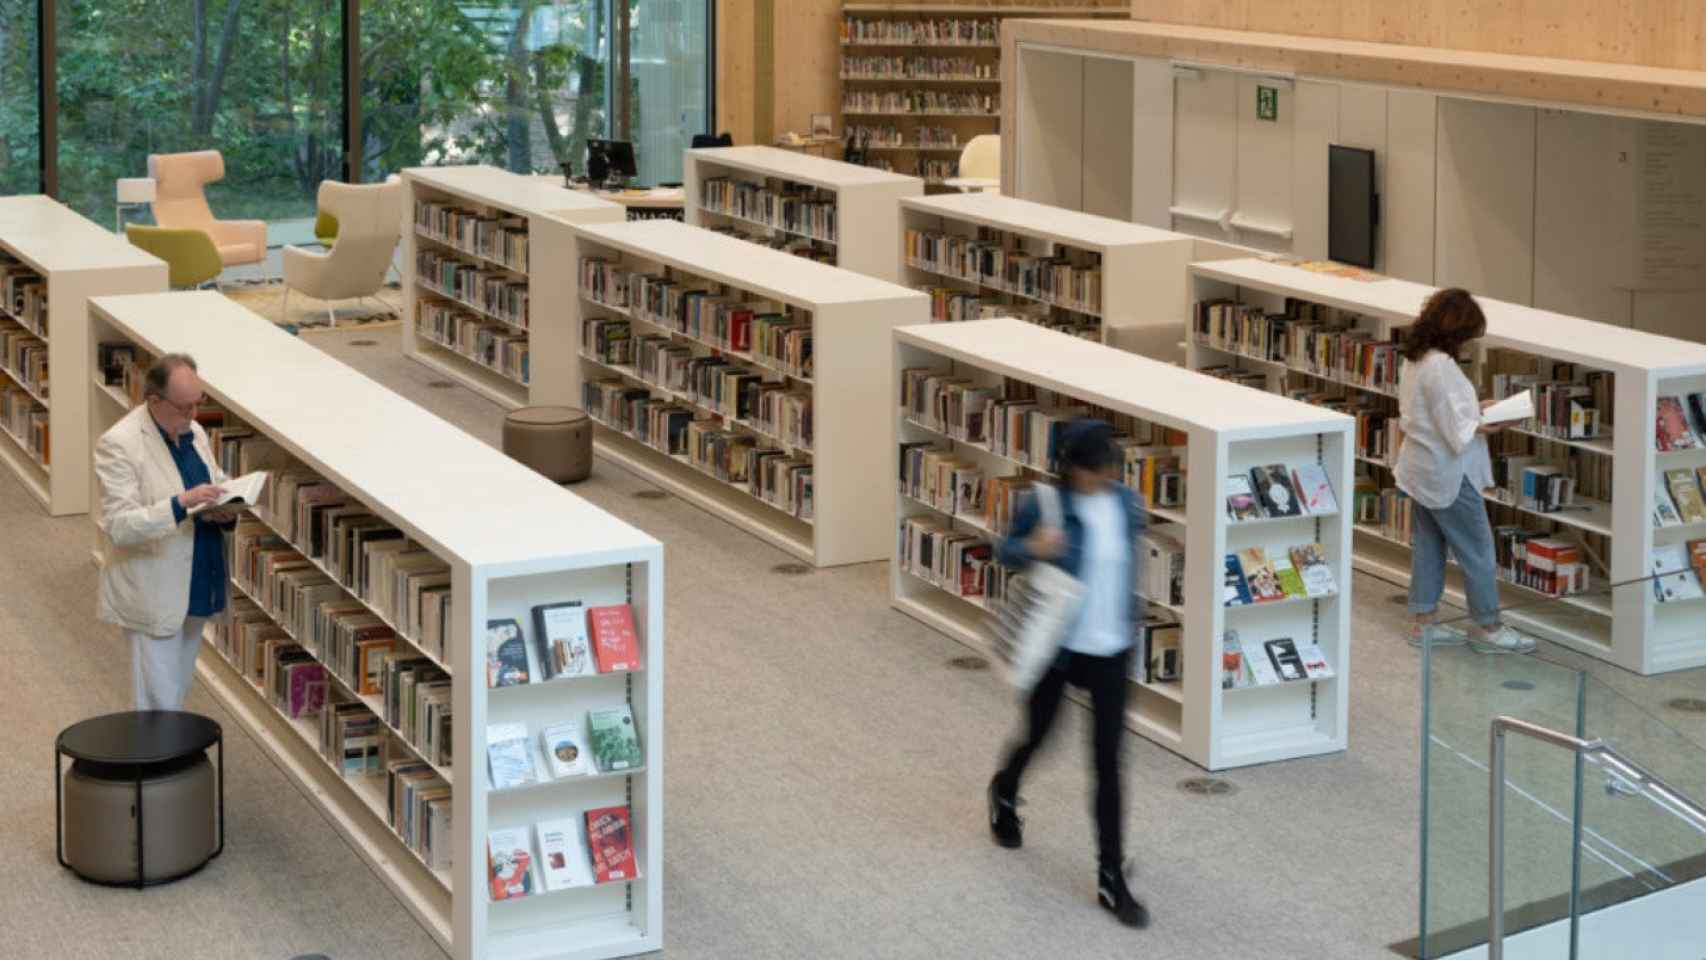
[55,710,224,887]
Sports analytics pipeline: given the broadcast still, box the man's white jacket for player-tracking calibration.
[95,404,230,637]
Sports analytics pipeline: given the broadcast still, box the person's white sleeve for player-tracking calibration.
[95,432,181,547]
[1423,359,1482,457]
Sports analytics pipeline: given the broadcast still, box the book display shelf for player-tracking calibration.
[0,195,165,515]
[88,292,665,960]
[1186,257,1706,675]
[893,317,1354,770]
[837,4,1127,184]
[550,218,928,567]
[401,165,625,410]
[899,192,1193,358]
[682,145,922,284]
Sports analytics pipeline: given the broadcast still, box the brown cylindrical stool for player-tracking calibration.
[503,406,593,484]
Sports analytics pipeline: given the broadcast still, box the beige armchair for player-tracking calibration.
[146,150,268,268]
[281,179,403,327]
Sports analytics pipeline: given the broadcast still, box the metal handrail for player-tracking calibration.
[1488,715,1706,959]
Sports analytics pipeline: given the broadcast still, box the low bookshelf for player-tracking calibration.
[401,165,625,410]
[894,317,1354,770]
[899,191,1195,360]
[89,291,665,960]
[0,195,165,515]
[1186,256,1706,675]
[550,218,928,567]
[682,145,922,284]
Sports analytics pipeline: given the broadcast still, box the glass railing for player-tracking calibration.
[1414,576,1706,959]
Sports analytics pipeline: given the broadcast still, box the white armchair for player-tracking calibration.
[281,179,403,327]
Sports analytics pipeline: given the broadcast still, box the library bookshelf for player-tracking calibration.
[1186,257,1706,675]
[401,165,625,410]
[0,195,165,514]
[682,145,922,284]
[893,317,1354,770]
[548,218,928,567]
[89,291,665,960]
[899,191,1194,360]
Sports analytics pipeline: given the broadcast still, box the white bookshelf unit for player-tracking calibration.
[899,191,1195,360]
[549,218,928,567]
[89,291,665,960]
[1186,256,1706,675]
[893,317,1354,770]
[402,165,625,410]
[0,195,165,514]
[683,145,922,284]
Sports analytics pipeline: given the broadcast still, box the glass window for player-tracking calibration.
[0,0,39,196]
[629,0,709,185]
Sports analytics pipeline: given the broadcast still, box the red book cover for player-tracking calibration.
[1689,539,1706,583]
[585,805,636,883]
[588,604,641,673]
[730,309,753,353]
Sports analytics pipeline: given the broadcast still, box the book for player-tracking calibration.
[532,601,594,680]
[1270,551,1308,598]
[1222,553,1253,607]
[1690,539,1706,588]
[487,826,536,900]
[1290,463,1339,515]
[186,469,270,516]
[1221,630,1243,690]
[1657,397,1698,451]
[535,817,595,891]
[1480,390,1534,425]
[1264,637,1307,681]
[1651,544,1704,602]
[1240,633,1281,686]
[1290,543,1337,597]
[486,722,538,790]
[1239,547,1287,602]
[585,805,637,883]
[1224,474,1263,522]
[1655,488,1683,527]
[587,604,642,673]
[1665,469,1706,523]
[485,618,530,688]
[1295,640,1335,679]
[588,705,643,772]
[539,719,591,779]
[1251,464,1304,518]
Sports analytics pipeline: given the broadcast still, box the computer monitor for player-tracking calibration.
[587,139,638,185]
[1327,144,1379,269]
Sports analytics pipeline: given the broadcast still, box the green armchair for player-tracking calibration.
[124,224,224,289]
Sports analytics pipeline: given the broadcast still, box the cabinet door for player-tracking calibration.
[1231,74,1295,254]
[1171,67,1237,243]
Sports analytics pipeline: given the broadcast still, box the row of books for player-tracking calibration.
[484,603,640,689]
[1486,456,1582,515]
[842,90,998,115]
[1,324,47,398]
[1652,541,1706,603]
[582,318,815,451]
[698,178,838,243]
[415,248,530,329]
[839,16,999,46]
[413,199,529,272]
[417,304,530,387]
[841,56,996,80]
[0,256,46,336]
[1221,630,1335,688]
[582,380,816,521]
[1136,612,1180,685]
[1487,367,1608,442]
[904,229,1103,314]
[912,158,961,183]
[1194,299,1403,395]
[1655,394,1706,452]
[1223,544,1336,606]
[485,705,642,791]
[1141,524,1185,608]
[847,125,961,150]
[488,805,636,901]
[1489,435,1613,502]
[1225,464,1339,521]
[0,385,47,465]
[1656,466,1706,526]
[705,225,834,265]
[898,514,1006,604]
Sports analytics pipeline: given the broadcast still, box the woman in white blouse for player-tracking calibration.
[1393,288,1536,654]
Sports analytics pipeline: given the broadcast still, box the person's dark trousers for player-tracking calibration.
[994,647,1131,869]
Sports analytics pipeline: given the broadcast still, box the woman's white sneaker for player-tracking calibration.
[1470,626,1536,655]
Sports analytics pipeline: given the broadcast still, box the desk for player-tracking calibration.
[772,136,841,159]
[559,181,685,221]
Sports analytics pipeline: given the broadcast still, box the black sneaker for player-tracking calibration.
[1098,864,1149,928]
[987,775,1022,849]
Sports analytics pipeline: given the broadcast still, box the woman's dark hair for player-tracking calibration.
[1060,418,1116,473]
[1402,288,1486,361]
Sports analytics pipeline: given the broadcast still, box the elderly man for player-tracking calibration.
[94,353,236,710]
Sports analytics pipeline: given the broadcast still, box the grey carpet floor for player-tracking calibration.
[1,315,1699,960]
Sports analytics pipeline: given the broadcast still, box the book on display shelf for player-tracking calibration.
[588,604,642,673]
[1291,464,1339,515]
[585,805,637,884]
[540,719,592,779]
[1269,551,1307,599]
[536,818,596,891]
[588,705,644,773]
[487,722,540,790]
[1264,638,1307,682]
[486,618,530,688]
[1251,464,1304,518]
[1691,540,1706,583]
[1239,547,1287,603]
[1655,489,1684,527]
[1240,634,1281,686]
[1295,640,1335,680]
[1140,524,1185,608]
[1225,475,1261,522]
[1290,544,1337,598]
[487,827,537,901]
[1656,396,1699,451]
[532,600,595,680]
[1140,615,1181,685]
[1223,554,1253,607]
[1651,544,1704,602]
[1221,631,1243,690]
[1665,469,1706,524]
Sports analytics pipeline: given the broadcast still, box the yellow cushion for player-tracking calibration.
[125,225,223,288]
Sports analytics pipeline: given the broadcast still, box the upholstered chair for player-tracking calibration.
[146,150,268,268]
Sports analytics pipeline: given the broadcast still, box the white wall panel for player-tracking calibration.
[1384,90,1437,285]
[1016,48,1084,210]
[1131,56,1175,228]
[1534,109,1638,327]
[1171,68,1237,243]
[1289,80,1339,261]
[1435,98,1535,304]
[1232,74,1295,253]
[1083,57,1135,220]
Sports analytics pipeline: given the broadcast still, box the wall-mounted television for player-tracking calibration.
[1328,144,1378,269]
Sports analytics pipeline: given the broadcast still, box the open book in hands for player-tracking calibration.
[186,470,268,516]
[1480,391,1535,426]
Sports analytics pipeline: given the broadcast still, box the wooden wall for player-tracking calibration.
[1129,0,1706,71]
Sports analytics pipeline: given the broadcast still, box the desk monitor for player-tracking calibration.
[1328,144,1378,269]
[588,139,638,184]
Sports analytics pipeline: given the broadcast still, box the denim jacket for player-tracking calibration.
[997,482,1147,653]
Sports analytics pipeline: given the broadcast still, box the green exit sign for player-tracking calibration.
[1257,85,1279,122]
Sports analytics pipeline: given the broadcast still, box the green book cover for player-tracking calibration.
[588,706,643,772]
[1270,553,1308,598]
